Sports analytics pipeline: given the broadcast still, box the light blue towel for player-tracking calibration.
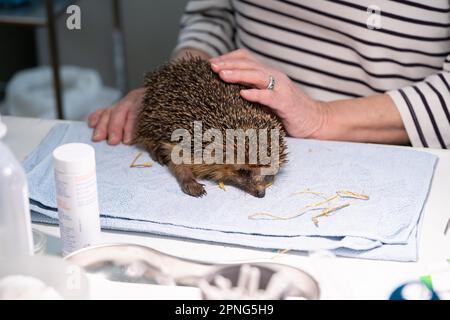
[24,123,437,261]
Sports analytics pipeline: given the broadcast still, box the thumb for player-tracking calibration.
[240,89,276,109]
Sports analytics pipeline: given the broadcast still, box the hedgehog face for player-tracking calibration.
[231,166,274,198]
[210,165,276,198]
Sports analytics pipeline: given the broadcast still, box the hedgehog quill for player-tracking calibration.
[135,57,287,198]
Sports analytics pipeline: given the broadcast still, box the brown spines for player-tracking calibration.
[135,56,287,168]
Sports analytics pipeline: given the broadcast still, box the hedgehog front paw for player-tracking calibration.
[182,180,207,197]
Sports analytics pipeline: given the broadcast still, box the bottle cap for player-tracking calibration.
[53,143,96,175]
[0,115,7,139]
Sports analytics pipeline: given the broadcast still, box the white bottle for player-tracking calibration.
[52,143,101,256]
[0,115,34,257]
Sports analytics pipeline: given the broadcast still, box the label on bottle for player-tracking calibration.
[55,168,100,256]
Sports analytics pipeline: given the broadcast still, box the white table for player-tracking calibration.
[3,115,450,299]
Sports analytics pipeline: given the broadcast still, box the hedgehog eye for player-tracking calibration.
[238,169,252,177]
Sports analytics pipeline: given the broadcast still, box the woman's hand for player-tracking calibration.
[210,49,326,139]
[210,49,409,145]
[88,88,144,145]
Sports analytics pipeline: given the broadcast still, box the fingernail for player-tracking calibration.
[221,70,232,76]
[93,131,100,139]
[108,133,116,143]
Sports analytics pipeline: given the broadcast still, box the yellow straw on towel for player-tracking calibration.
[130,152,153,168]
[248,189,369,226]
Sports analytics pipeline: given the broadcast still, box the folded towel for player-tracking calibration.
[24,123,437,261]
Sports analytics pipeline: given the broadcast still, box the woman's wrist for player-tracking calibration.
[308,100,351,141]
[304,100,330,140]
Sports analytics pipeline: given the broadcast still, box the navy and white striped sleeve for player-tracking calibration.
[174,0,236,58]
[388,58,450,149]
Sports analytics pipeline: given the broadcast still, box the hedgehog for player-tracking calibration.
[135,57,287,198]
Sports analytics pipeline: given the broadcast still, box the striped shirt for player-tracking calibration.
[175,0,450,149]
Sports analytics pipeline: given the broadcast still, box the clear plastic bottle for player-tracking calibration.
[0,115,34,257]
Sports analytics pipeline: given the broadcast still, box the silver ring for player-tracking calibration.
[267,75,275,91]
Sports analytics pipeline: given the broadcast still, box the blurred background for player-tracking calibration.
[0,0,188,120]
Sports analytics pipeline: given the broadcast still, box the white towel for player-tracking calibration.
[25,123,437,261]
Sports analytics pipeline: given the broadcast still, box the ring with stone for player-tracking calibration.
[267,75,275,91]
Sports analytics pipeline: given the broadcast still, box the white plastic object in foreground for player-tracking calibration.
[0,255,90,300]
[53,143,101,256]
[0,117,34,257]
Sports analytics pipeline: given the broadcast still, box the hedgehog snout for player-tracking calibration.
[255,188,266,198]
[247,176,271,198]
[241,182,267,198]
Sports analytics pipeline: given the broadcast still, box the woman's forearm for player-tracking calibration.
[314,94,410,145]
